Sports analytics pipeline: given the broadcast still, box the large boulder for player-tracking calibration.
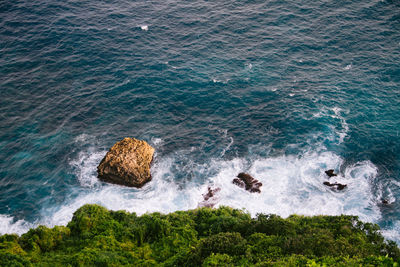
[97,137,154,187]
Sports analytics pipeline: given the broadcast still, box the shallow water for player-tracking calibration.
[1,0,400,242]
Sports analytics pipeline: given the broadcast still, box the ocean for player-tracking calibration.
[1,0,400,243]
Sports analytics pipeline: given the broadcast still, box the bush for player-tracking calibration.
[67,204,114,238]
[19,226,70,253]
[247,233,283,262]
[189,206,252,237]
[0,234,26,256]
[0,205,398,265]
[255,214,296,236]
[0,251,32,267]
[202,253,234,266]
[186,232,247,264]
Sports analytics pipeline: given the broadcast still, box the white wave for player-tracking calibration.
[344,64,352,70]
[218,129,234,157]
[212,78,230,84]
[0,141,389,242]
[42,156,204,227]
[385,187,396,204]
[381,221,400,245]
[209,152,380,222]
[70,149,106,188]
[74,133,90,143]
[313,106,349,144]
[0,214,33,235]
[54,147,381,226]
[391,180,400,188]
[332,107,349,143]
[151,137,163,147]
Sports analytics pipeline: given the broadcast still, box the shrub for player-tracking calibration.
[189,206,252,237]
[247,233,283,262]
[0,251,32,267]
[19,226,70,253]
[255,214,296,236]
[202,253,234,266]
[0,205,398,265]
[186,232,247,264]
[67,204,115,238]
[0,234,26,256]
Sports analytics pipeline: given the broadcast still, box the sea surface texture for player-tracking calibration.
[1,0,400,242]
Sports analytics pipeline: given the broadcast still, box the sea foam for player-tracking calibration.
[34,147,381,228]
[0,214,33,236]
[0,136,395,244]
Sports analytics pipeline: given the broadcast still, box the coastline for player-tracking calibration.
[1,204,399,265]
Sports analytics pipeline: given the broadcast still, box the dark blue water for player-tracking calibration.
[1,0,400,242]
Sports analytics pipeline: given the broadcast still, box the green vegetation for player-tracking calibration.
[0,204,399,266]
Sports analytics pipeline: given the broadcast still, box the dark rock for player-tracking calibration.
[382,199,389,205]
[249,187,261,193]
[336,183,347,190]
[203,186,220,201]
[233,178,245,188]
[323,181,347,191]
[325,169,337,177]
[233,173,262,193]
[198,187,220,208]
[97,137,154,188]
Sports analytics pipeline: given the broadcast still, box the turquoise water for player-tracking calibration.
[1,0,400,242]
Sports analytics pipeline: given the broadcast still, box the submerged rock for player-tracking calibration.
[323,181,347,191]
[233,173,262,193]
[97,137,154,188]
[325,169,337,177]
[203,186,220,201]
[198,187,221,208]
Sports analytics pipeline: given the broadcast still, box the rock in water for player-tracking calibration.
[233,173,262,193]
[325,169,337,177]
[97,137,154,187]
[323,181,347,191]
[203,187,220,201]
[198,187,221,208]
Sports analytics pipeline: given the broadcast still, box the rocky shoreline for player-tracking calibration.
[97,138,357,209]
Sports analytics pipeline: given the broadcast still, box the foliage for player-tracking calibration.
[0,204,399,266]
